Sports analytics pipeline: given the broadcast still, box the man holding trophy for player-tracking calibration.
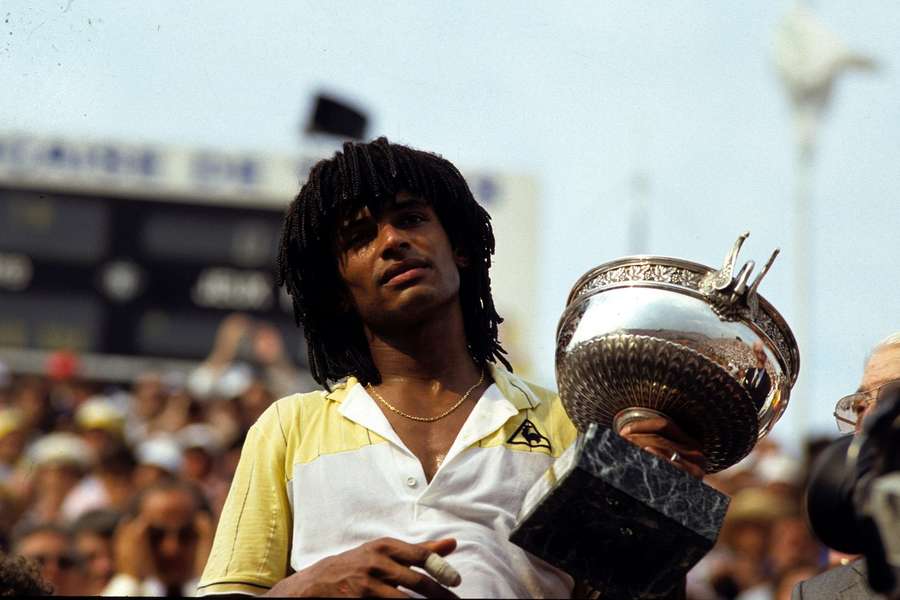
[198,139,796,598]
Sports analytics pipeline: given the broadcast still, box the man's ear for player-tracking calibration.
[453,247,470,268]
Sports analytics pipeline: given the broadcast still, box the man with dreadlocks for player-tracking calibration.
[198,138,706,598]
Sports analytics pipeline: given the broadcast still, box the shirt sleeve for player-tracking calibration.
[102,573,144,596]
[197,402,293,596]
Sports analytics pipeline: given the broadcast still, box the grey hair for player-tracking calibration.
[866,332,900,365]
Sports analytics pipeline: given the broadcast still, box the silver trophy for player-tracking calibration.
[510,233,799,598]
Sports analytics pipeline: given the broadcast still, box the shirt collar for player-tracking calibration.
[336,379,525,463]
[323,364,541,411]
[324,377,357,403]
[487,362,541,411]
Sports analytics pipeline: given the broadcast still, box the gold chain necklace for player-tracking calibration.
[367,370,485,423]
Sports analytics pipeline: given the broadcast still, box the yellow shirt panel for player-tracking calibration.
[198,401,292,595]
[198,385,391,595]
[289,387,389,470]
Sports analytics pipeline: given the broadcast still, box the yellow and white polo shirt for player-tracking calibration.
[198,363,578,598]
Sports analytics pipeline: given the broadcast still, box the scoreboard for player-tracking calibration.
[0,132,540,381]
[0,188,301,362]
[0,133,326,379]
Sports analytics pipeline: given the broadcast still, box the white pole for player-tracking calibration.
[791,139,814,445]
[773,2,875,449]
[627,173,650,255]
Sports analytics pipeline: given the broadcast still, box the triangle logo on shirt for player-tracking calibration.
[507,418,551,450]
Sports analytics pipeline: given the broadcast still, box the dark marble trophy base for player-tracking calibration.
[510,424,730,599]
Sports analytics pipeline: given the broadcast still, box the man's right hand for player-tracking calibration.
[113,515,154,580]
[264,537,459,598]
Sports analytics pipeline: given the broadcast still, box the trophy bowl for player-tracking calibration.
[555,233,800,473]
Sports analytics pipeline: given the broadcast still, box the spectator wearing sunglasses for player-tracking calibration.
[10,522,81,595]
[104,481,214,597]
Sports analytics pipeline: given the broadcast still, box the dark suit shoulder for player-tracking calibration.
[792,560,876,600]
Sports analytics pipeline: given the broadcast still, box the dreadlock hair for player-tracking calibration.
[277,137,510,388]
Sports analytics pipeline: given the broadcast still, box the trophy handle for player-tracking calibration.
[746,248,781,318]
[699,233,783,321]
[707,231,750,291]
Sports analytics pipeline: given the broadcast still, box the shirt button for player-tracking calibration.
[406,476,418,488]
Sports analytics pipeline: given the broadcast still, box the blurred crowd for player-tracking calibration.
[0,313,845,598]
[0,313,312,596]
[686,437,841,600]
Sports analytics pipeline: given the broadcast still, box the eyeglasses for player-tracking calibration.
[834,379,900,433]
[147,524,198,546]
[25,552,80,570]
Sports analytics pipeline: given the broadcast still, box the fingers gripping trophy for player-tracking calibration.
[510,233,800,599]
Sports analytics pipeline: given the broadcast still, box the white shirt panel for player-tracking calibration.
[288,383,574,598]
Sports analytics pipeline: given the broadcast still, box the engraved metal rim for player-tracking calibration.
[559,256,800,386]
[565,255,711,306]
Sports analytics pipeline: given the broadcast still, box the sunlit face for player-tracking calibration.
[855,344,900,431]
[141,488,199,586]
[336,192,466,332]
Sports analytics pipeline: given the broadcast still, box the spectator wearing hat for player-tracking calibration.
[11,522,82,595]
[75,396,126,456]
[57,398,134,523]
[19,433,92,525]
[134,435,183,491]
[61,442,136,523]
[690,487,797,599]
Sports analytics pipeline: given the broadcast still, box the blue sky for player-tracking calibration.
[2,1,898,450]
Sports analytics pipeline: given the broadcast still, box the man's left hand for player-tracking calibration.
[619,417,707,479]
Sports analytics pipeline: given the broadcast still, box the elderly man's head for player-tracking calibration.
[834,333,900,433]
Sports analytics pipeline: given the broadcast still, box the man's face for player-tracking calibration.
[855,343,900,430]
[36,463,82,497]
[141,488,199,586]
[0,429,26,464]
[16,530,80,595]
[74,531,115,593]
[336,192,465,332]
